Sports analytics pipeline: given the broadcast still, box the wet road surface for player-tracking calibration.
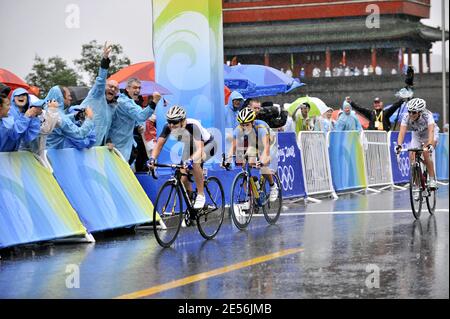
[0,185,448,299]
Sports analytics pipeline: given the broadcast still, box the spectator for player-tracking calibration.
[312,67,321,78]
[80,42,119,147]
[363,65,369,76]
[324,67,332,77]
[354,67,361,76]
[0,83,38,152]
[285,69,293,77]
[299,67,305,79]
[108,78,159,162]
[344,66,351,77]
[347,87,413,132]
[368,65,374,75]
[0,84,41,152]
[375,65,383,75]
[224,91,244,140]
[391,68,398,75]
[291,102,315,133]
[45,86,95,149]
[335,101,362,132]
[19,98,61,157]
[314,107,335,132]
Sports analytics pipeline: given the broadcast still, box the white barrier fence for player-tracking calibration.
[297,131,337,200]
[361,131,393,191]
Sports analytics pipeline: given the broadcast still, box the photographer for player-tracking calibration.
[247,99,288,130]
[64,106,96,149]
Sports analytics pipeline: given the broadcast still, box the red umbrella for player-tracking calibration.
[0,68,30,92]
[224,85,231,105]
[332,109,369,129]
[109,61,155,82]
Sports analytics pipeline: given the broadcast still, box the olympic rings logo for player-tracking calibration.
[397,156,410,177]
[277,165,295,191]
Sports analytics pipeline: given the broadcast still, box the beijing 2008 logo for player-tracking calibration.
[277,165,295,191]
[397,155,410,177]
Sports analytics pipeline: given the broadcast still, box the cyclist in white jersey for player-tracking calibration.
[395,98,437,189]
[148,105,217,209]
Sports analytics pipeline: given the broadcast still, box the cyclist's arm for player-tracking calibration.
[150,136,167,160]
[191,139,204,163]
[426,123,434,147]
[260,134,271,165]
[397,124,407,146]
[227,138,236,161]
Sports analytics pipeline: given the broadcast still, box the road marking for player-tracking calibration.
[115,247,304,299]
[256,209,449,217]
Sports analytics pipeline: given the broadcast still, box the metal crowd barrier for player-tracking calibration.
[361,131,393,191]
[297,131,337,201]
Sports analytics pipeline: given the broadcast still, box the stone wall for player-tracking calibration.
[261,72,449,127]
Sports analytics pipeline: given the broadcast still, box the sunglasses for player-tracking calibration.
[168,119,181,125]
[408,111,419,115]
[240,123,251,128]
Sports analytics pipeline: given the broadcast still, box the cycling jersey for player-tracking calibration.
[160,118,215,161]
[401,110,435,148]
[232,119,277,173]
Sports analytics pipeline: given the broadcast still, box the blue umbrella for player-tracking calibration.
[223,64,256,90]
[119,80,171,96]
[224,64,304,98]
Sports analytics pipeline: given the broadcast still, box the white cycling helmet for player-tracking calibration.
[407,98,426,112]
[166,105,186,121]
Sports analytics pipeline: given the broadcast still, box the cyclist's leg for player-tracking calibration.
[423,150,436,179]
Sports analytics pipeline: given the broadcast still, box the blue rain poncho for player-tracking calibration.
[0,88,40,152]
[80,66,117,146]
[108,92,154,161]
[44,86,95,149]
[335,102,362,132]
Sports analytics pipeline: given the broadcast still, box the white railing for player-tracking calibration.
[297,131,337,200]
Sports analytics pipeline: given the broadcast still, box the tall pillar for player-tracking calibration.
[426,50,431,73]
[418,50,424,74]
[407,48,413,66]
[153,0,224,162]
[326,48,331,70]
[371,48,377,67]
[264,52,270,66]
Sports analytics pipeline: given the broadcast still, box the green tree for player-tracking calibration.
[74,40,131,85]
[26,55,81,98]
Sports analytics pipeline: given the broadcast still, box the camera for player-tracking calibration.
[73,108,86,122]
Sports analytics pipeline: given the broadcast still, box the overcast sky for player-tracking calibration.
[0,0,448,80]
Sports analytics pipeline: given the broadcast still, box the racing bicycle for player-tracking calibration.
[405,147,437,219]
[149,161,226,248]
[227,155,282,230]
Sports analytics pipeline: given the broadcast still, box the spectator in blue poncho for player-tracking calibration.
[107,78,158,161]
[45,85,95,149]
[80,42,119,147]
[335,101,362,132]
[0,85,41,152]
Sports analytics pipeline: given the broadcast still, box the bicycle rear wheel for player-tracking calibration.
[230,172,254,230]
[153,181,183,248]
[261,174,282,225]
[409,164,422,219]
[197,176,225,239]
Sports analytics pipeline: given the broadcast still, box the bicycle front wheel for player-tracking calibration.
[230,172,254,230]
[153,181,183,248]
[261,173,282,225]
[409,164,422,219]
[426,187,436,215]
[197,176,225,240]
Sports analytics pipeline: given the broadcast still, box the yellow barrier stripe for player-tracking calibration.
[116,247,304,299]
